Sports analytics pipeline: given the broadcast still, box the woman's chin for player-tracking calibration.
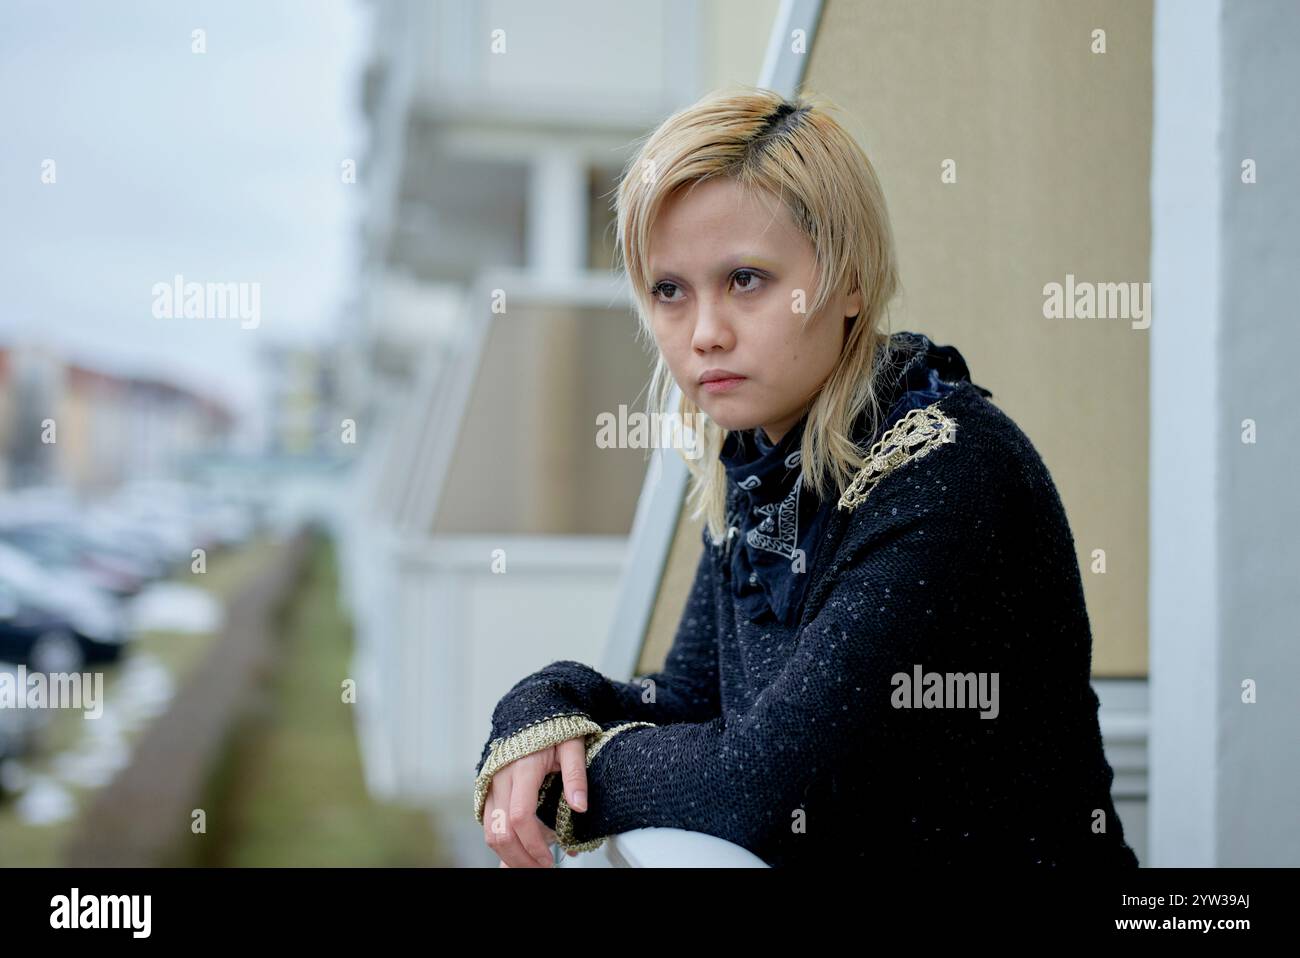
[696,401,762,433]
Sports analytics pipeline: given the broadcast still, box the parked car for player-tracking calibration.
[0,520,151,599]
[80,509,184,578]
[0,543,130,671]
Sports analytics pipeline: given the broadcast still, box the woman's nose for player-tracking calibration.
[691,300,734,352]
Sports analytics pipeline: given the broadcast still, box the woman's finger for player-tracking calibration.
[556,737,589,812]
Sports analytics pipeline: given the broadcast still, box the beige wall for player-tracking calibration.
[639,497,705,674]
[801,0,1152,677]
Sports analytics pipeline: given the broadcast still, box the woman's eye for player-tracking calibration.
[732,269,763,292]
[652,282,682,303]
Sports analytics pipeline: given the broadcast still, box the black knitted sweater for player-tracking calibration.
[473,332,1140,868]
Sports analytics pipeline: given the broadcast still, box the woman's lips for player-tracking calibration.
[700,376,746,394]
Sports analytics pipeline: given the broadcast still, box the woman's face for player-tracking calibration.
[646,176,861,444]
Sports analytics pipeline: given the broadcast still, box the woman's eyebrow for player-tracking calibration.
[650,254,779,279]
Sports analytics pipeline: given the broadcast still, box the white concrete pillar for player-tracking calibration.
[1150,0,1300,867]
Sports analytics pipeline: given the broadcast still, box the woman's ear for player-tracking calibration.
[843,286,863,337]
[844,285,864,322]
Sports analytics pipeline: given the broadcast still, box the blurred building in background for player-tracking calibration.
[0,343,235,494]
[257,342,346,459]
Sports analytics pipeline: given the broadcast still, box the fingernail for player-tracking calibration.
[572,789,587,811]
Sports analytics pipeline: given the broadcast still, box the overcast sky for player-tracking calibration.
[0,0,368,426]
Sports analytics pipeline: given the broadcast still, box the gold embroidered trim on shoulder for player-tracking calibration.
[551,721,656,854]
[473,712,603,825]
[837,402,958,512]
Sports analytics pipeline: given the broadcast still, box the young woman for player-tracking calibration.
[473,87,1140,870]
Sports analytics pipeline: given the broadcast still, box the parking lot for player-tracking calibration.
[0,480,266,862]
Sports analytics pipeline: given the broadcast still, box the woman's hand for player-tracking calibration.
[483,736,589,868]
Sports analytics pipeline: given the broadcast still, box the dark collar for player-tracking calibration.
[716,331,986,626]
[719,414,820,624]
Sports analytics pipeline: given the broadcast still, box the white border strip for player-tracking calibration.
[1149,0,1222,867]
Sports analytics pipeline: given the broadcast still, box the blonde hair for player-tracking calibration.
[614,85,903,545]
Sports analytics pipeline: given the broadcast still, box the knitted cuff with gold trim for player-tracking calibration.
[552,720,657,853]
[473,713,603,826]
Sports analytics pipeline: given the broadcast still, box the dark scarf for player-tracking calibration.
[718,331,988,625]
